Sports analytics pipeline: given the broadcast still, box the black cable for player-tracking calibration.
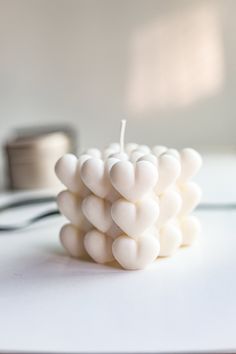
[0,209,60,232]
[0,196,56,211]
[0,197,235,232]
[0,196,59,232]
[197,203,236,210]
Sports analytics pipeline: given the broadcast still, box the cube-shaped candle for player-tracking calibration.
[55,121,202,270]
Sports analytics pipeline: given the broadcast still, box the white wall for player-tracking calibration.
[0,0,235,153]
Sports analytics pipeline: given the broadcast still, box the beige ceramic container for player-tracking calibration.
[5,127,76,190]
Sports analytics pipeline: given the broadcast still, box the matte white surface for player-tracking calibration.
[0,154,236,353]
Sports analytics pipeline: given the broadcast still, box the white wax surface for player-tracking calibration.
[56,146,202,269]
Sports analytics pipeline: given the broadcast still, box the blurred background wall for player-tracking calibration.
[0,0,235,156]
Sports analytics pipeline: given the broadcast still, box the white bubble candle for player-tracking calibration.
[55,120,202,270]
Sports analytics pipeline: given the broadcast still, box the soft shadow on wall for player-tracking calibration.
[125,1,230,149]
[127,2,224,114]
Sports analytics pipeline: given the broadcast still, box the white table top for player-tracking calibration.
[0,153,236,353]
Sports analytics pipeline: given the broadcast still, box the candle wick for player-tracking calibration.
[120,120,126,154]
